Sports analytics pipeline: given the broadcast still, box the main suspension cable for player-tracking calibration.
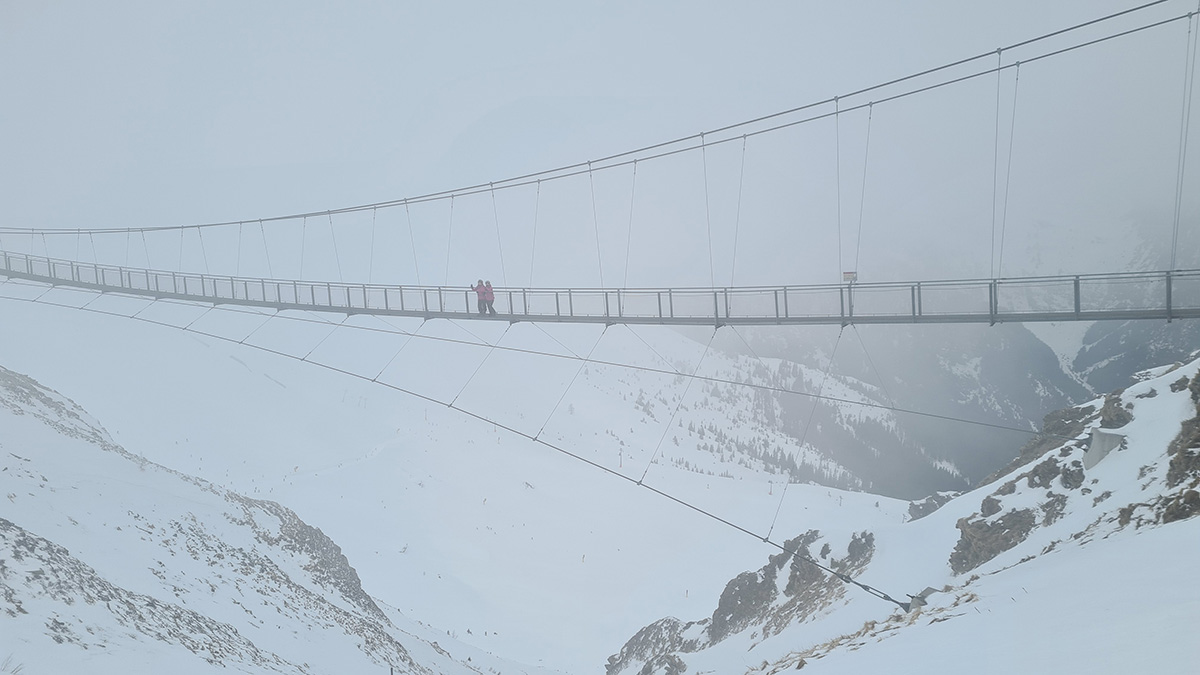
[6,1,1185,238]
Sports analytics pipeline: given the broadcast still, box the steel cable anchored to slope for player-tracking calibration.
[0,275,1093,444]
[0,280,916,610]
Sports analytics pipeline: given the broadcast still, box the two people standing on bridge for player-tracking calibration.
[472,279,497,315]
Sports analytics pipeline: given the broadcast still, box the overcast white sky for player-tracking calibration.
[2,0,1197,288]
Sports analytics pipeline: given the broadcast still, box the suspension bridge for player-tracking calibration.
[1,249,1197,326]
[2,2,1197,330]
[1,1,1198,612]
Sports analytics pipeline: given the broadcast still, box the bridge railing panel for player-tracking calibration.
[1081,274,1163,312]
[915,282,991,316]
[619,290,676,319]
[1173,272,1200,310]
[845,285,915,318]
[560,290,611,318]
[663,289,718,320]
[504,289,559,317]
[722,288,779,321]
[996,279,1075,313]
[780,287,844,320]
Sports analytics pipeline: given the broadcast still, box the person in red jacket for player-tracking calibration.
[471,279,487,315]
[484,281,497,315]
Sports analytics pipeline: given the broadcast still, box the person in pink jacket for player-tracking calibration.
[471,279,487,315]
[484,281,497,315]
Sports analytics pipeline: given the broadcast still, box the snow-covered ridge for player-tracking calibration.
[608,353,1200,674]
[0,365,536,674]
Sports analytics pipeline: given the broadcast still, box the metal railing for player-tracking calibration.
[2,250,1198,326]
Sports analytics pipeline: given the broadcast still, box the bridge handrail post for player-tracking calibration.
[1073,276,1081,317]
[657,291,663,320]
[713,290,720,327]
[555,290,561,317]
[988,280,997,326]
[774,289,780,322]
[523,288,528,315]
[668,289,674,318]
[783,287,789,318]
[568,289,574,317]
[1166,270,1173,322]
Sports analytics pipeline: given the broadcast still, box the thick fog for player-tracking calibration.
[2,0,1197,289]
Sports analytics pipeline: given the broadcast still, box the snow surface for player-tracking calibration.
[1,287,1197,674]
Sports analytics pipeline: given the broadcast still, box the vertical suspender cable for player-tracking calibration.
[623,162,638,289]
[259,220,274,278]
[196,227,211,273]
[997,63,1022,277]
[327,212,344,282]
[444,196,455,286]
[588,161,605,287]
[369,207,378,284]
[405,201,421,285]
[529,181,541,287]
[88,232,99,264]
[1171,9,1199,271]
[729,136,747,287]
[853,104,874,275]
[490,182,508,286]
[140,231,151,269]
[834,97,844,278]
[990,48,1004,278]
[300,216,308,280]
[701,132,716,287]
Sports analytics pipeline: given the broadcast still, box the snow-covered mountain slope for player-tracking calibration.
[0,286,1193,674]
[0,364,543,674]
[0,295,875,673]
[733,321,1090,487]
[609,354,1200,674]
[1074,319,1200,393]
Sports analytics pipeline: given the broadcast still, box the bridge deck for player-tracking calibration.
[3,250,1198,326]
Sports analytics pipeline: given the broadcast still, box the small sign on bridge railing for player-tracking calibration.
[843,271,858,283]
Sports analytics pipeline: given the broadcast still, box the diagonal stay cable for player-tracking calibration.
[622,324,685,375]
[638,329,718,485]
[766,327,845,540]
[852,324,896,408]
[75,288,1066,441]
[534,326,609,440]
[449,323,513,407]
